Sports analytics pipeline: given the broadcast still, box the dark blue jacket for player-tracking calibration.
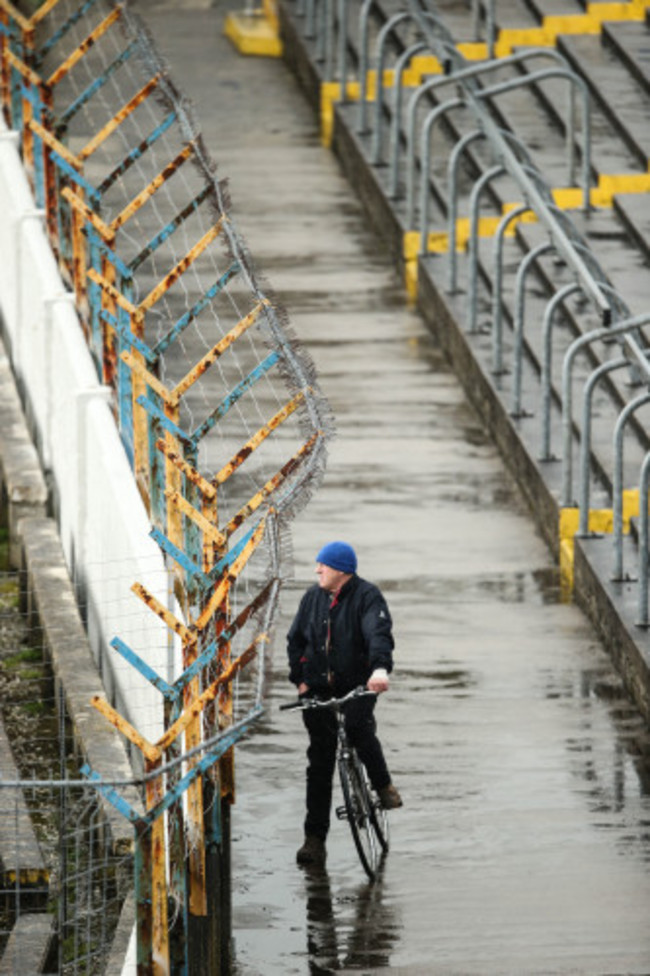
[287,574,394,695]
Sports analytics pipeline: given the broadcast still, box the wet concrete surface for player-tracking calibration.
[134,3,650,973]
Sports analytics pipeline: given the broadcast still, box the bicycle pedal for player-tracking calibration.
[335,805,348,821]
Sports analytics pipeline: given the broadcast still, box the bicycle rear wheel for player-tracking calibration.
[339,752,379,879]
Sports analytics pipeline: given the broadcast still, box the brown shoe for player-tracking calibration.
[378,784,403,810]
[296,834,327,866]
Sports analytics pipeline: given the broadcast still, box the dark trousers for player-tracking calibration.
[302,696,390,840]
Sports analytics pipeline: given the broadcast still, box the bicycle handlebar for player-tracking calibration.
[279,686,376,712]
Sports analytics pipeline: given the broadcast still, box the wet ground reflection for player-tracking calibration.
[554,667,650,862]
[229,569,650,974]
[232,633,650,974]
[301,864,399,974]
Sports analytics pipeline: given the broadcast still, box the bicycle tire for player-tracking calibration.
[369,799,389,853]
[357,755,389,854]
[339,752,379,879]
[351,756,390,868]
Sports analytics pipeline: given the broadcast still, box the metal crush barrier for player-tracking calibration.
[0,0,332,971]
[284,0,650,616]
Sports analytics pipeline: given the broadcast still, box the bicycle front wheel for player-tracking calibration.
[339,752,379,879]
[367,781,389,854]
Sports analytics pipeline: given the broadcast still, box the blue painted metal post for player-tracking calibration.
[117,277,136,468]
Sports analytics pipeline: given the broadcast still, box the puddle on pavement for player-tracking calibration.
[530,565,564,603]
[384,569,563,606]
[398,666,478,695]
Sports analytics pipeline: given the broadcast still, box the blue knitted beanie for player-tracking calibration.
[316,541,357,574]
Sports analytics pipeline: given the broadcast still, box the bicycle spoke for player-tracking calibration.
[368,787,389,853]
[352,755,389,865]
[339,754,378,879]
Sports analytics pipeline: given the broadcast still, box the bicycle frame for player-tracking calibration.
[281,687,389,880]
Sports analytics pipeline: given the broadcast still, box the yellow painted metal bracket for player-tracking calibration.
[156,635,267,752]
[63,144,197,239]
[91,695,161,763]
[171,299,267,402]
[4,48,42,88]
[26,0,61,28]
[47,7,123,88]
[225,430,321,534]
[213,391,307,486]
[114,142,196,230]
[140,217,226,312]
[0,0,30,32]
[131,581,195,645]
[119,296,265,414]
[166,489,227,549]
[154,438,217,501]
[78,74,161,162]
[197,517,267,630]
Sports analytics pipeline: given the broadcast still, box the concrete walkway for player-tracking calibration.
[136,3,650,973]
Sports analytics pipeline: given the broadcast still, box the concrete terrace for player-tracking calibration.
[276,0,650,722]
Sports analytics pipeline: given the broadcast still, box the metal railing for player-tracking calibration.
[287,0,650,620]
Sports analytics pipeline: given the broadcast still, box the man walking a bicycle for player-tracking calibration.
[287,541,403,867]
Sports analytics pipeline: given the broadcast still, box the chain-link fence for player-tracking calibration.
[0,566,133,975]
[0,0,334,970]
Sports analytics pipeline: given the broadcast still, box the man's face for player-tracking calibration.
[315,562,348,594]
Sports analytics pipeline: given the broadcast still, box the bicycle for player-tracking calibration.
[280,686,389,880]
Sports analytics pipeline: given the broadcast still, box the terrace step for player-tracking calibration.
[603,19,650,93]
[557,31,650,167]
[613,192,650,264]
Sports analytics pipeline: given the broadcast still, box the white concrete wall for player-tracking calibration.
[0,117,170,742]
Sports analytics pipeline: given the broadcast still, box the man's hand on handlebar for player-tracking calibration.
[367,668,389,693]
[280,686,377,712]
